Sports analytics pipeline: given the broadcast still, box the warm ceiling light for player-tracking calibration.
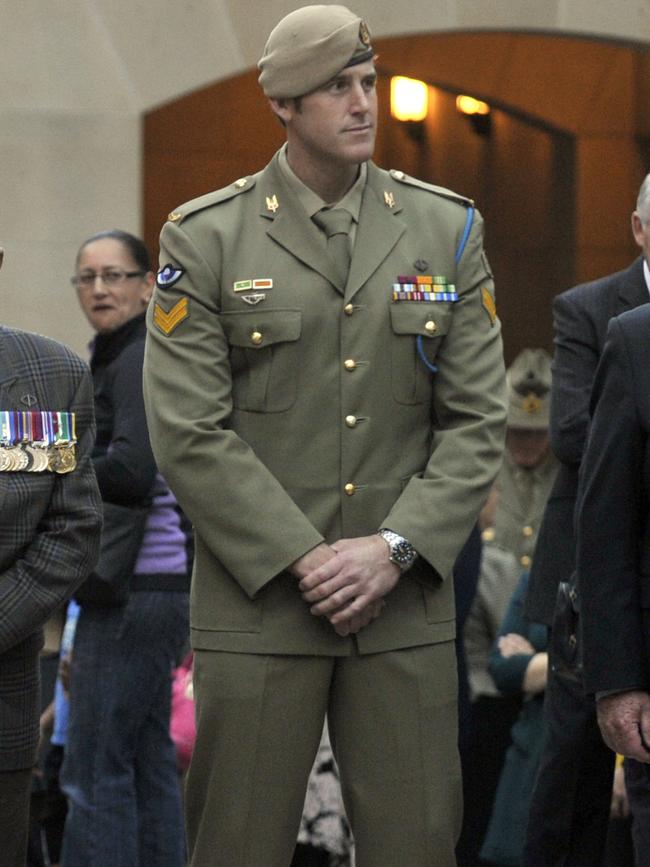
[456,95,490,116]
[390,76,429,122]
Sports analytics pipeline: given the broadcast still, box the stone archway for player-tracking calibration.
[144,31,649,360]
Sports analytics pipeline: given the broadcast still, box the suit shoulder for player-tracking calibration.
[557,259,641,309]
[1,326,86,369]
[616,301,650,334]
[165,175,258,225]
[388,170,474,208]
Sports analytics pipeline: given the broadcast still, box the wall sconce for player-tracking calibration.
[391,76,428,141]
[456,95,491,136]
[391,76,429,122]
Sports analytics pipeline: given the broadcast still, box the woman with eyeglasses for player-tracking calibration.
[59,230,190,867]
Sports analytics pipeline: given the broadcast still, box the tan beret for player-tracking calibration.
[506,348,552,430]
[258,4,373,98]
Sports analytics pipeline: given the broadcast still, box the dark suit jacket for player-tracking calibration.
[0,326,101,770]
[524,257,648,625]
[577,303,650,693]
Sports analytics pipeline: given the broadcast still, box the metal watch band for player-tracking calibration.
[377,528,418,572]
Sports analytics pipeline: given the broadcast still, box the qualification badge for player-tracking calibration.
[157,264,185,289]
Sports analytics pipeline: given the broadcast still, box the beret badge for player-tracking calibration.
[359,20,371,46]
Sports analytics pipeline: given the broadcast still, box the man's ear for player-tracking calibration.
[632,211,645,250]
[269,97,292,125]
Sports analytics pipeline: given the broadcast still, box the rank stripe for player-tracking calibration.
[153,298,189,334]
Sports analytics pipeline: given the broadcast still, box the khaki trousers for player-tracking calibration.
[186,641,461,867]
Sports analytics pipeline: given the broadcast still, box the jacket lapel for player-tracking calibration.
[261,158,344,292]
[0,327,42,408]
[344,164,406,304]
[0,328,18,398]
[617,257,649,312]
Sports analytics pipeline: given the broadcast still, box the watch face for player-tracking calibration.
[379,529,416,570]
[393,542,408,562]
[392,540,415,566]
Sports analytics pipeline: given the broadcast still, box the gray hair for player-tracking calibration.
[636,173,650,224]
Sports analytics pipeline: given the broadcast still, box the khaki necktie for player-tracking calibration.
[313,208,353,286]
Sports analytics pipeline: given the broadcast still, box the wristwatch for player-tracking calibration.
[377,528,418,572]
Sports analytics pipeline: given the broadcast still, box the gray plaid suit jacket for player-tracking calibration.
[0,326,101,771]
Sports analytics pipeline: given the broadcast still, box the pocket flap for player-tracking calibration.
[389,302,453,337]
[221,309,302,349]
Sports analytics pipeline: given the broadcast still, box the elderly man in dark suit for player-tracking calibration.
[577,298,650,861]
[0,246,102,866]
[522,173,650,865]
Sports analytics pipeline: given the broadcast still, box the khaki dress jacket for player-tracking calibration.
[143,153,507,657]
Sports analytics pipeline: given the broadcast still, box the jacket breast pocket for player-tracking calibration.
[221,309,302,412]
[389,303,454,405]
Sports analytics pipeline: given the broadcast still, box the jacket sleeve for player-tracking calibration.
[576,315,647,694]
[0,362,102,654]
[143,220,324,600]
[549,291,599,466]
[382,209,508,580]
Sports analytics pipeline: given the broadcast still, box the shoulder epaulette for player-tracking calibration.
[166,176,257,224]
[389,170,474,207]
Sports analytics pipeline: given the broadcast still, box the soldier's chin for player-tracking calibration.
[345,138,375,164]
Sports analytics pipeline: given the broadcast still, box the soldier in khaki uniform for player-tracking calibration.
[143,6,506,866]
[481,348,558,571]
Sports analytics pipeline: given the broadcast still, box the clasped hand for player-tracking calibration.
[292,535,400,637]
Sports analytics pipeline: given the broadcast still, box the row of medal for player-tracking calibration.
[392,274,459,303]
[0,410,77,474]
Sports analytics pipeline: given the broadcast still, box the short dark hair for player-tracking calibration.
[76,229,151,272]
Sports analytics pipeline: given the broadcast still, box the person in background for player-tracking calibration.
[60,230,190,867]
[480,571,548,866]
[458,349,556,866]
[576,307,650,861]
[0,245,102,867]
[480,348,557,574]
[522,173,650,867]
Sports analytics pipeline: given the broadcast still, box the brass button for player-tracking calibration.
[481,528,495,543]
[344,303,354,316]
[425,320,437,334]
[392,170,405,180]
[251,331,263,345]
[521,555,532,569]
[345,415,357,428]
[344,359,357,371]
[523,525,534,538]
[167,211,182,222]
[234,178,247,188]
[344,483,356,496]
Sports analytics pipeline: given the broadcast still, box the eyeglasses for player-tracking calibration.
[71,269,146,288]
